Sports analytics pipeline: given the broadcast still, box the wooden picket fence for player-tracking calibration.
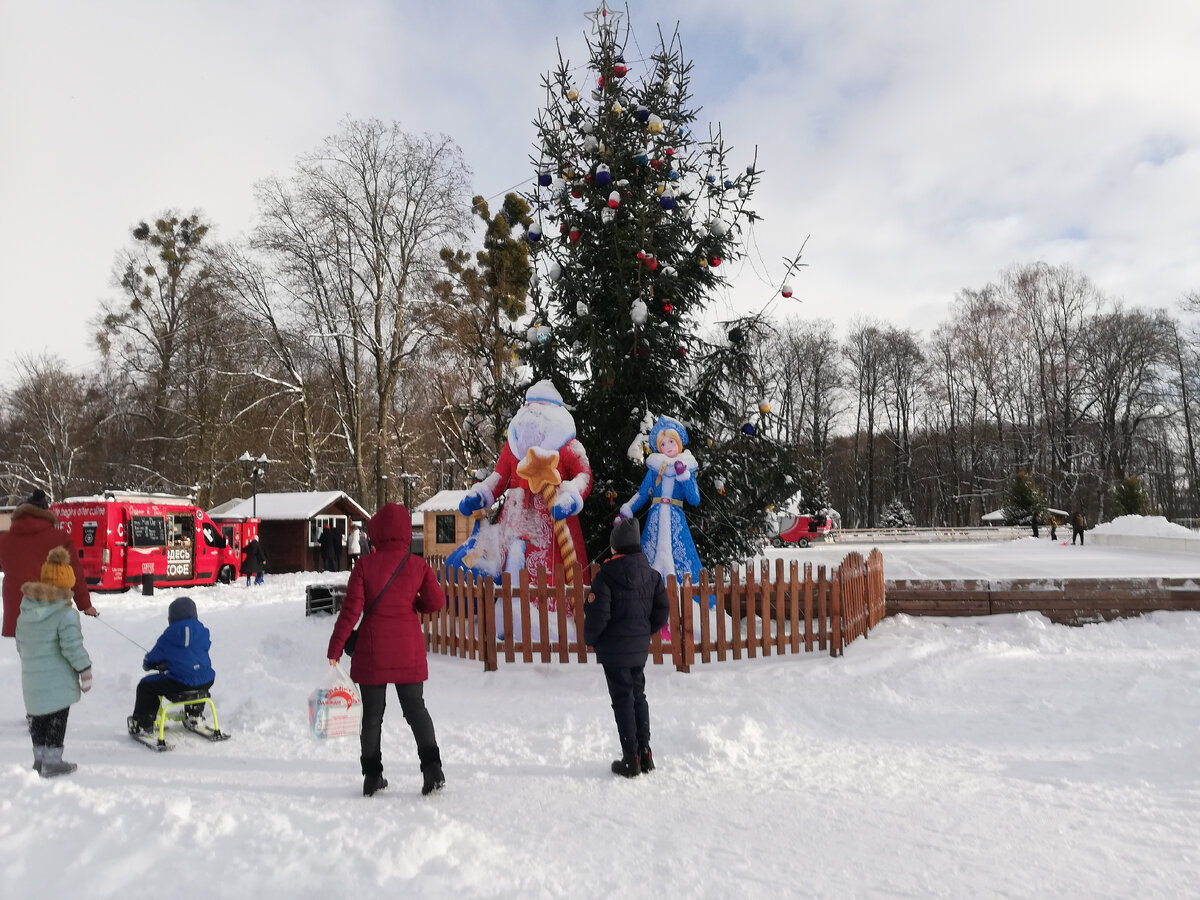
[421,549,886,671]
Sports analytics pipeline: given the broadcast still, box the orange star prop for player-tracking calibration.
[516,447,562,493]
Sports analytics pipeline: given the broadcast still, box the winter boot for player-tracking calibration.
[638,746,655,774]
[40,746,77,778]
[31,745,45,775]
[611,753,640,778]
[361,754,387,797]
[418,747,445,796]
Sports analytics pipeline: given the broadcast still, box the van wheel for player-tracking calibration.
[770,536,784,548]
[798,538,810,548]
[218,565,235,584]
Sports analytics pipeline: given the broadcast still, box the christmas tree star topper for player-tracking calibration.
[585,1,622,36]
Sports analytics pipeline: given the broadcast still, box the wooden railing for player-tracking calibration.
[422,549,886,671]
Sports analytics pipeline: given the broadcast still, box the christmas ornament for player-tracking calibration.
[662,265,677,277]
[758,401,771,415]
[710,257,722,267]
[584,136,599,153]
[606,489,618,503]
[781,284,793,298]
[635,149,649,166]
[526,223,542,243]
[708,217,730,237]
[567,89,579,102]
[746,164,756,175]
[663,302,673,314]
[647,113,663,134]
[611,101,623,115]
[713,476,726,495]
[607,190,620,209]
[538,171,552,187]
[568,226,581,243]
[665,147,674,157]
[631,298,648,325]
[741,422,756,435]
[635,105,650,123]
[637,249,647,260]
[613,62,627,78]
[601,207,615,223]
[698,257,708,268]
[659,188,676,210]
[595,163,611,186]
[577,300,589,317]
[644,255,658,270]
[548,261,562,281]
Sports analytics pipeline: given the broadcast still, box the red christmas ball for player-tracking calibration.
[569,228,581,242]
[646,257,658,270]
[613,64,627,77]
[664,303,673,314]
[710,257,722,267]
[665,147,675,156]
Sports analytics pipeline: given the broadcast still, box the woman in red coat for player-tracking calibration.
[327,502,446,797]
[0,490,98,639]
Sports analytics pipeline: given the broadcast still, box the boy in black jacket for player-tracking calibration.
[584,517,670,777]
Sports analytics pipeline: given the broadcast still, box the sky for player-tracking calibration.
[3,0,1200,387]
[2,529,1199,897]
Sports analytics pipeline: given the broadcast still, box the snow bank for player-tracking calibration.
[1088,515,1200,555]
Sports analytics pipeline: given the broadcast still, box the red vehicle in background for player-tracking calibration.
[51,491,247,591]
[769,513,834,548]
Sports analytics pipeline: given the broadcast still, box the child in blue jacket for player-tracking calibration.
[127,596,215,735]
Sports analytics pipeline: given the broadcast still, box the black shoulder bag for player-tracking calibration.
[343,550,411,657]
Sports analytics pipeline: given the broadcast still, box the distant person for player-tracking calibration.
[347,522,365,568]
[0,489,98,639]
[16,546,93,777]
[1071,511,1087,546]
[127,596,214,737]
[319,524,341,572]
[327,503,447,797]
[240,537,267,586]
[1031,514,1040,538]
[584,516,670,778]
[1048,515,1058,542]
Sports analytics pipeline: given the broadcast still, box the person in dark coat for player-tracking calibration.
[318,524,341,572]
[584,516,670,778]
[1071,511,1087,545]
[128,596,214,735]
[0,489,98,639]
[240,538,267,586]
[327,503,446,797]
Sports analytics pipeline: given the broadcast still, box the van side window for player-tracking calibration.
[202,521,227,548]
[130,516,166,547]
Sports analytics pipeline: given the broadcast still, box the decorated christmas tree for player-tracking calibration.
[511,3,803,566]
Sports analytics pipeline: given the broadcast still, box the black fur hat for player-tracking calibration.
[25,489,50,510]
[610,517,641,554]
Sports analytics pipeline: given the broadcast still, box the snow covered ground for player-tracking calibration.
[2,535,1199,898]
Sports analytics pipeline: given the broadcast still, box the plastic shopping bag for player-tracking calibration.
[308,663,363,739]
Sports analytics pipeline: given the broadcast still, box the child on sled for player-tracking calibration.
[128,596,215,736]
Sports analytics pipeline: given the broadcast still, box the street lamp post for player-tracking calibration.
[238,451,271,519]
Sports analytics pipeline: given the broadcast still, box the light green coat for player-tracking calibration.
[15,583,92,716]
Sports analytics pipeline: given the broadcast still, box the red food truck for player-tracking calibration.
[51,491,248,591]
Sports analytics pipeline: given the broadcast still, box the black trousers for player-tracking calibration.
[133,675,215,723]
[1072,528,1085,545]
[359,682,437,774]
[29,707,70,748]
[322,553,339,572]
[602,663,650,756]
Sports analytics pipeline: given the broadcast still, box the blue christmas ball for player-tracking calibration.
[660,195,676,210]
[741,422,757,436]
[538,172,552,187]
[595,169,611,187]
[635,106,650,123]
[667,170,679,180]
[706,174,716,183]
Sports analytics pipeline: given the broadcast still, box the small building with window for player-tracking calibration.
[413,490,481,562]
[209,491,372,573]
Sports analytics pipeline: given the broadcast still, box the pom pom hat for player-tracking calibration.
[41,546,76,591]
[611,516,641,554]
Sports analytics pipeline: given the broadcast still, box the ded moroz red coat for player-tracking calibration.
[326,503,444,685]
[0,503,94,638]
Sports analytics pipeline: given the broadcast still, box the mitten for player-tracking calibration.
[79,668,93,693]
[674,460,691,481]
[618,502,633,521]
[459,489,486,516]
[551,485,582,520]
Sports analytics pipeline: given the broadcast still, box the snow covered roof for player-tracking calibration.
[983,507,1069,523]
[414,490,472,514]
[209,491,370,522]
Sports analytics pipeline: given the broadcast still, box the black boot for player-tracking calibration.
[361,754,387,797]
[638,746,655,774]
[419,747,445,796]
[611,753,640,778]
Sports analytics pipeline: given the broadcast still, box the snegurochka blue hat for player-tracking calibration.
[649,415,689,450]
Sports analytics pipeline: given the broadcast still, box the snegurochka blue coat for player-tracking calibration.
[16,584,92,716]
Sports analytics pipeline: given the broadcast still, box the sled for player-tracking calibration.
[129,688,230,751]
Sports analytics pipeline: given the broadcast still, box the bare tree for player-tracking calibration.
[252,118,472,507]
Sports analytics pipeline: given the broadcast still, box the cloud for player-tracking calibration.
[2,0,1199,385]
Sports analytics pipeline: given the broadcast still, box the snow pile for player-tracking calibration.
[1090,514,1194,537]
[1,560,1199,897]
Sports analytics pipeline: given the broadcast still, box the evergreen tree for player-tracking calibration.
[514,4,801,564]
[881,499,916,528]
[1003,471,1045,525]
[1111,474,1151,517]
